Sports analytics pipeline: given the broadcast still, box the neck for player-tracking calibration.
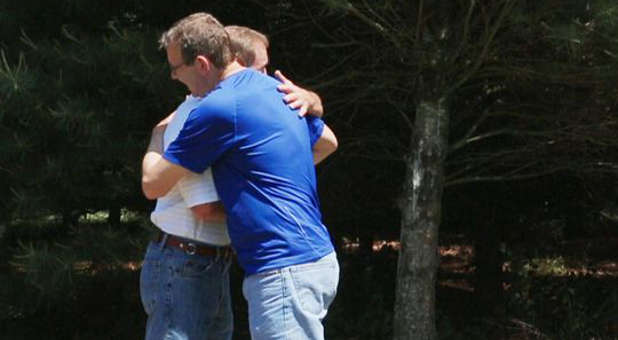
[220,60,245,80]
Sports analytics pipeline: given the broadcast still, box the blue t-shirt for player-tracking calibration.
[165,69,334,274]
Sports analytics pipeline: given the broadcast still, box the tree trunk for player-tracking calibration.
[62,208,79,229]
[473,207,504,316]
[108,205,121,226]
[394,99,449,340]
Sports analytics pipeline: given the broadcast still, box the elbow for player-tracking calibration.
[330,135,339,153]
[324,136,339,157]
[142,177,163,200]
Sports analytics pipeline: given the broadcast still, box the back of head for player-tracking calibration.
[160,12,233,69]
[224,25,269,67]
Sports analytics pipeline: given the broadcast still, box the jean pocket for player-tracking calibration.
[290,262,339,317]
[139,258,160,315]
[180,258,215,278]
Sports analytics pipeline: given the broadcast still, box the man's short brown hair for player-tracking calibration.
[224,25,269,67]
[159,12,233,69]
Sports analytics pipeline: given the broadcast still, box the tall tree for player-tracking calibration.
[277,0,618,338]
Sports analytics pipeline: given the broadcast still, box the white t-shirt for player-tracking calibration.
[150,95,230,245]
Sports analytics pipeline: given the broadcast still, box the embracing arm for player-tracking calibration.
[313,124,338,165]
[274,71,338,164]
[177,170,228,223]
[273,71,337,163]
[141,125,192,200]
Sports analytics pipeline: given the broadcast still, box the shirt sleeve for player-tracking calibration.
[305,116,325,148]
[164,96,236,173]
[177,168,220,207]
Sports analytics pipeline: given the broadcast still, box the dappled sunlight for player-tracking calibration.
[341,238,618,290]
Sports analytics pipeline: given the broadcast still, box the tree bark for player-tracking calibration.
[394,99,449,340]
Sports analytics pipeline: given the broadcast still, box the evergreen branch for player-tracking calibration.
[61,25,82,45]
[343,1,388,35]
[450,127,562,155]
[450,0,515,92]
[415,0,424,45]
[445,166,569,187]
[0,165,14,175]
[453,0,478,60]
[332,0,403,50]
[0,50,28,92]
[19,29,38,50]
[394,105,414,132]
[462,0,477,47]
[449,108,489,154]
[302,48,363,86]
[360,0,395,34]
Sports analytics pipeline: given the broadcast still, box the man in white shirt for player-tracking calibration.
[139,23,337,340]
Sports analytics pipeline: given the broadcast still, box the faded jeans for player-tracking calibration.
[242,252,339,340]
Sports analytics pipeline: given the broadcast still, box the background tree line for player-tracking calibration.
[1,0,617,339]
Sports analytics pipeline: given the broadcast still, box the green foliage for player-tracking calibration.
[506,275,618,339]
[0,6,180,223]
[0,218,139,337]
[0,0,273,224]
[9,223,147,304]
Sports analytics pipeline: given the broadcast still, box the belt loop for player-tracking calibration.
[159,232,169,250]
[222,255,232,273]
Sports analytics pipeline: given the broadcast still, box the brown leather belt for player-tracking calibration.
[155,231,233,258]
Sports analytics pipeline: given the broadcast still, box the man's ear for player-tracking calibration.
[195,55,211,74]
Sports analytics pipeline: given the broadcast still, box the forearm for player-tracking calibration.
[141,126,187,199]
[142,127,165,195]
[313,125,338,164]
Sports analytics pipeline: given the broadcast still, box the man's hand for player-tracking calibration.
[275,70,323,118]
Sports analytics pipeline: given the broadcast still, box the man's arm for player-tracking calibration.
[155,109,227,222]
[273,70,337,163]
[176,170,228,223]
[313,125,338,165]
[141,125,192,200]
[274,70,323,118]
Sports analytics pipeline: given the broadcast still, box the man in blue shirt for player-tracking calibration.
[142,13,339,340]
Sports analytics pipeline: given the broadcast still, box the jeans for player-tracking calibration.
[242,252,339,340]
[140,240,233,340]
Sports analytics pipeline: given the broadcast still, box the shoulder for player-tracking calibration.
[230,69,281,95]
[189,89,236,124]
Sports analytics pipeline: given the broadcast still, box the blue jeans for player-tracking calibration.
[140,240,233,340]
[242,252,339,340]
